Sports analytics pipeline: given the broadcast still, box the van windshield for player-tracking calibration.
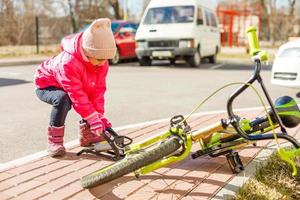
[144,6,195,24]
[278,47,300,58]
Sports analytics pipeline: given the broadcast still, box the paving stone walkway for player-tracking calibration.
[1,110,299,200]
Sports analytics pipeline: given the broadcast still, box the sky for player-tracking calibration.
[52,0,297,20]
[124,0,297,20]
[123,0,218,19]
[121,0,144,19]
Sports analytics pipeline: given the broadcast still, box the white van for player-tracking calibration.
[271,39,300,89]
[135,0,221,67]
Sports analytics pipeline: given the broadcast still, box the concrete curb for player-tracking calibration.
[0,57,262,67]
[211,146,276,200]
[212,142,292,200]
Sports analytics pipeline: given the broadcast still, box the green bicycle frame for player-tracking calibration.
[125,130,174,154]
[125,118,266,177]
[125,127,192,176]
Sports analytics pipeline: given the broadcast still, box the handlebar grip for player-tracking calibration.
[246,26,260,56]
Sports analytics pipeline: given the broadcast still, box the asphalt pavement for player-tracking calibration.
[0,60,298,163]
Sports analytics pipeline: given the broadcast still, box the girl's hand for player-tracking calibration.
[89,121,104,135]
[100,117,112,129]
[86,113,105,135]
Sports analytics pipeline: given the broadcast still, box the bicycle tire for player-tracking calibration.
[81,136,181,188]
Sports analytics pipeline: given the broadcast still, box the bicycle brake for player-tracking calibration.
[170,115,191,134]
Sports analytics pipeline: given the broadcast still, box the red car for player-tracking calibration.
[62,20,138,65]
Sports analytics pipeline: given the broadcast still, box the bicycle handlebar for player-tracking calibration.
[227,27,267,140]
[246,27,268,62]
[226,60,261,139]
[246,26,260,56]
[226,26,300,148]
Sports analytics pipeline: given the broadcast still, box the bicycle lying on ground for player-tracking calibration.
[81,27,300,189]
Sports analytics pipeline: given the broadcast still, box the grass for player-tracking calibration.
[0,44,275,64]
[217,52,252,64]
[234,150,300,200]
[0,44,60,59]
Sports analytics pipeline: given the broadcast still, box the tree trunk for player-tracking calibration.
[109,0,121,19]
[287,0,296,38]
[68,0,77,33]
[260,0,270,40]
[3,0,18,44]
[269,0,277,46]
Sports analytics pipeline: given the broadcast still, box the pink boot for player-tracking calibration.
[47,126,66,157]
[79,121,105,147]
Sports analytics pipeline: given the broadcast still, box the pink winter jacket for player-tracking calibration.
[34,32,108,119]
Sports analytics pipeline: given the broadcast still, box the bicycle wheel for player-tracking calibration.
[81,136,181,188]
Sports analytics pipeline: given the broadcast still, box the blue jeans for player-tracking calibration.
[35,87,72,127]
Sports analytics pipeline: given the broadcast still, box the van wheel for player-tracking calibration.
[110,49,120,65]
[209,47,218,64]
[186,50,201,67]
[139,57,152,66]
[170,59,176,65]
[208,54,216,64]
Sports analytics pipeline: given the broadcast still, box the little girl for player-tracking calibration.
[34,18,116,157]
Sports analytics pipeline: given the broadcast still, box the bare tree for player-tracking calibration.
[287,0,297,36]
[288,0,296,17]
[74,0,112,27]
[1,0,18,45]
[17,1,36,45]
[108,0,121,19]
[268,0,298,43]
[260,0,270,40]
[67,0,77,33]
[268,0,277,45]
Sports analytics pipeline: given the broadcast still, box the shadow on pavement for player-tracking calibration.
[0,78,30,87]
[151,61,272,71]
[218,63,272,71]
[115,59,272,71]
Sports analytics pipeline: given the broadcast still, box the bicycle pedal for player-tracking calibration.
[226,151,244,174]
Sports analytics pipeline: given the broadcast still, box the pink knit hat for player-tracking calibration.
[82,18,117,60]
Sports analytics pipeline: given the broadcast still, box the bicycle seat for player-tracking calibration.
[274,96,300,128]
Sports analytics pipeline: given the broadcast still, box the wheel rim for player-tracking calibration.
[194,51,201,65]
